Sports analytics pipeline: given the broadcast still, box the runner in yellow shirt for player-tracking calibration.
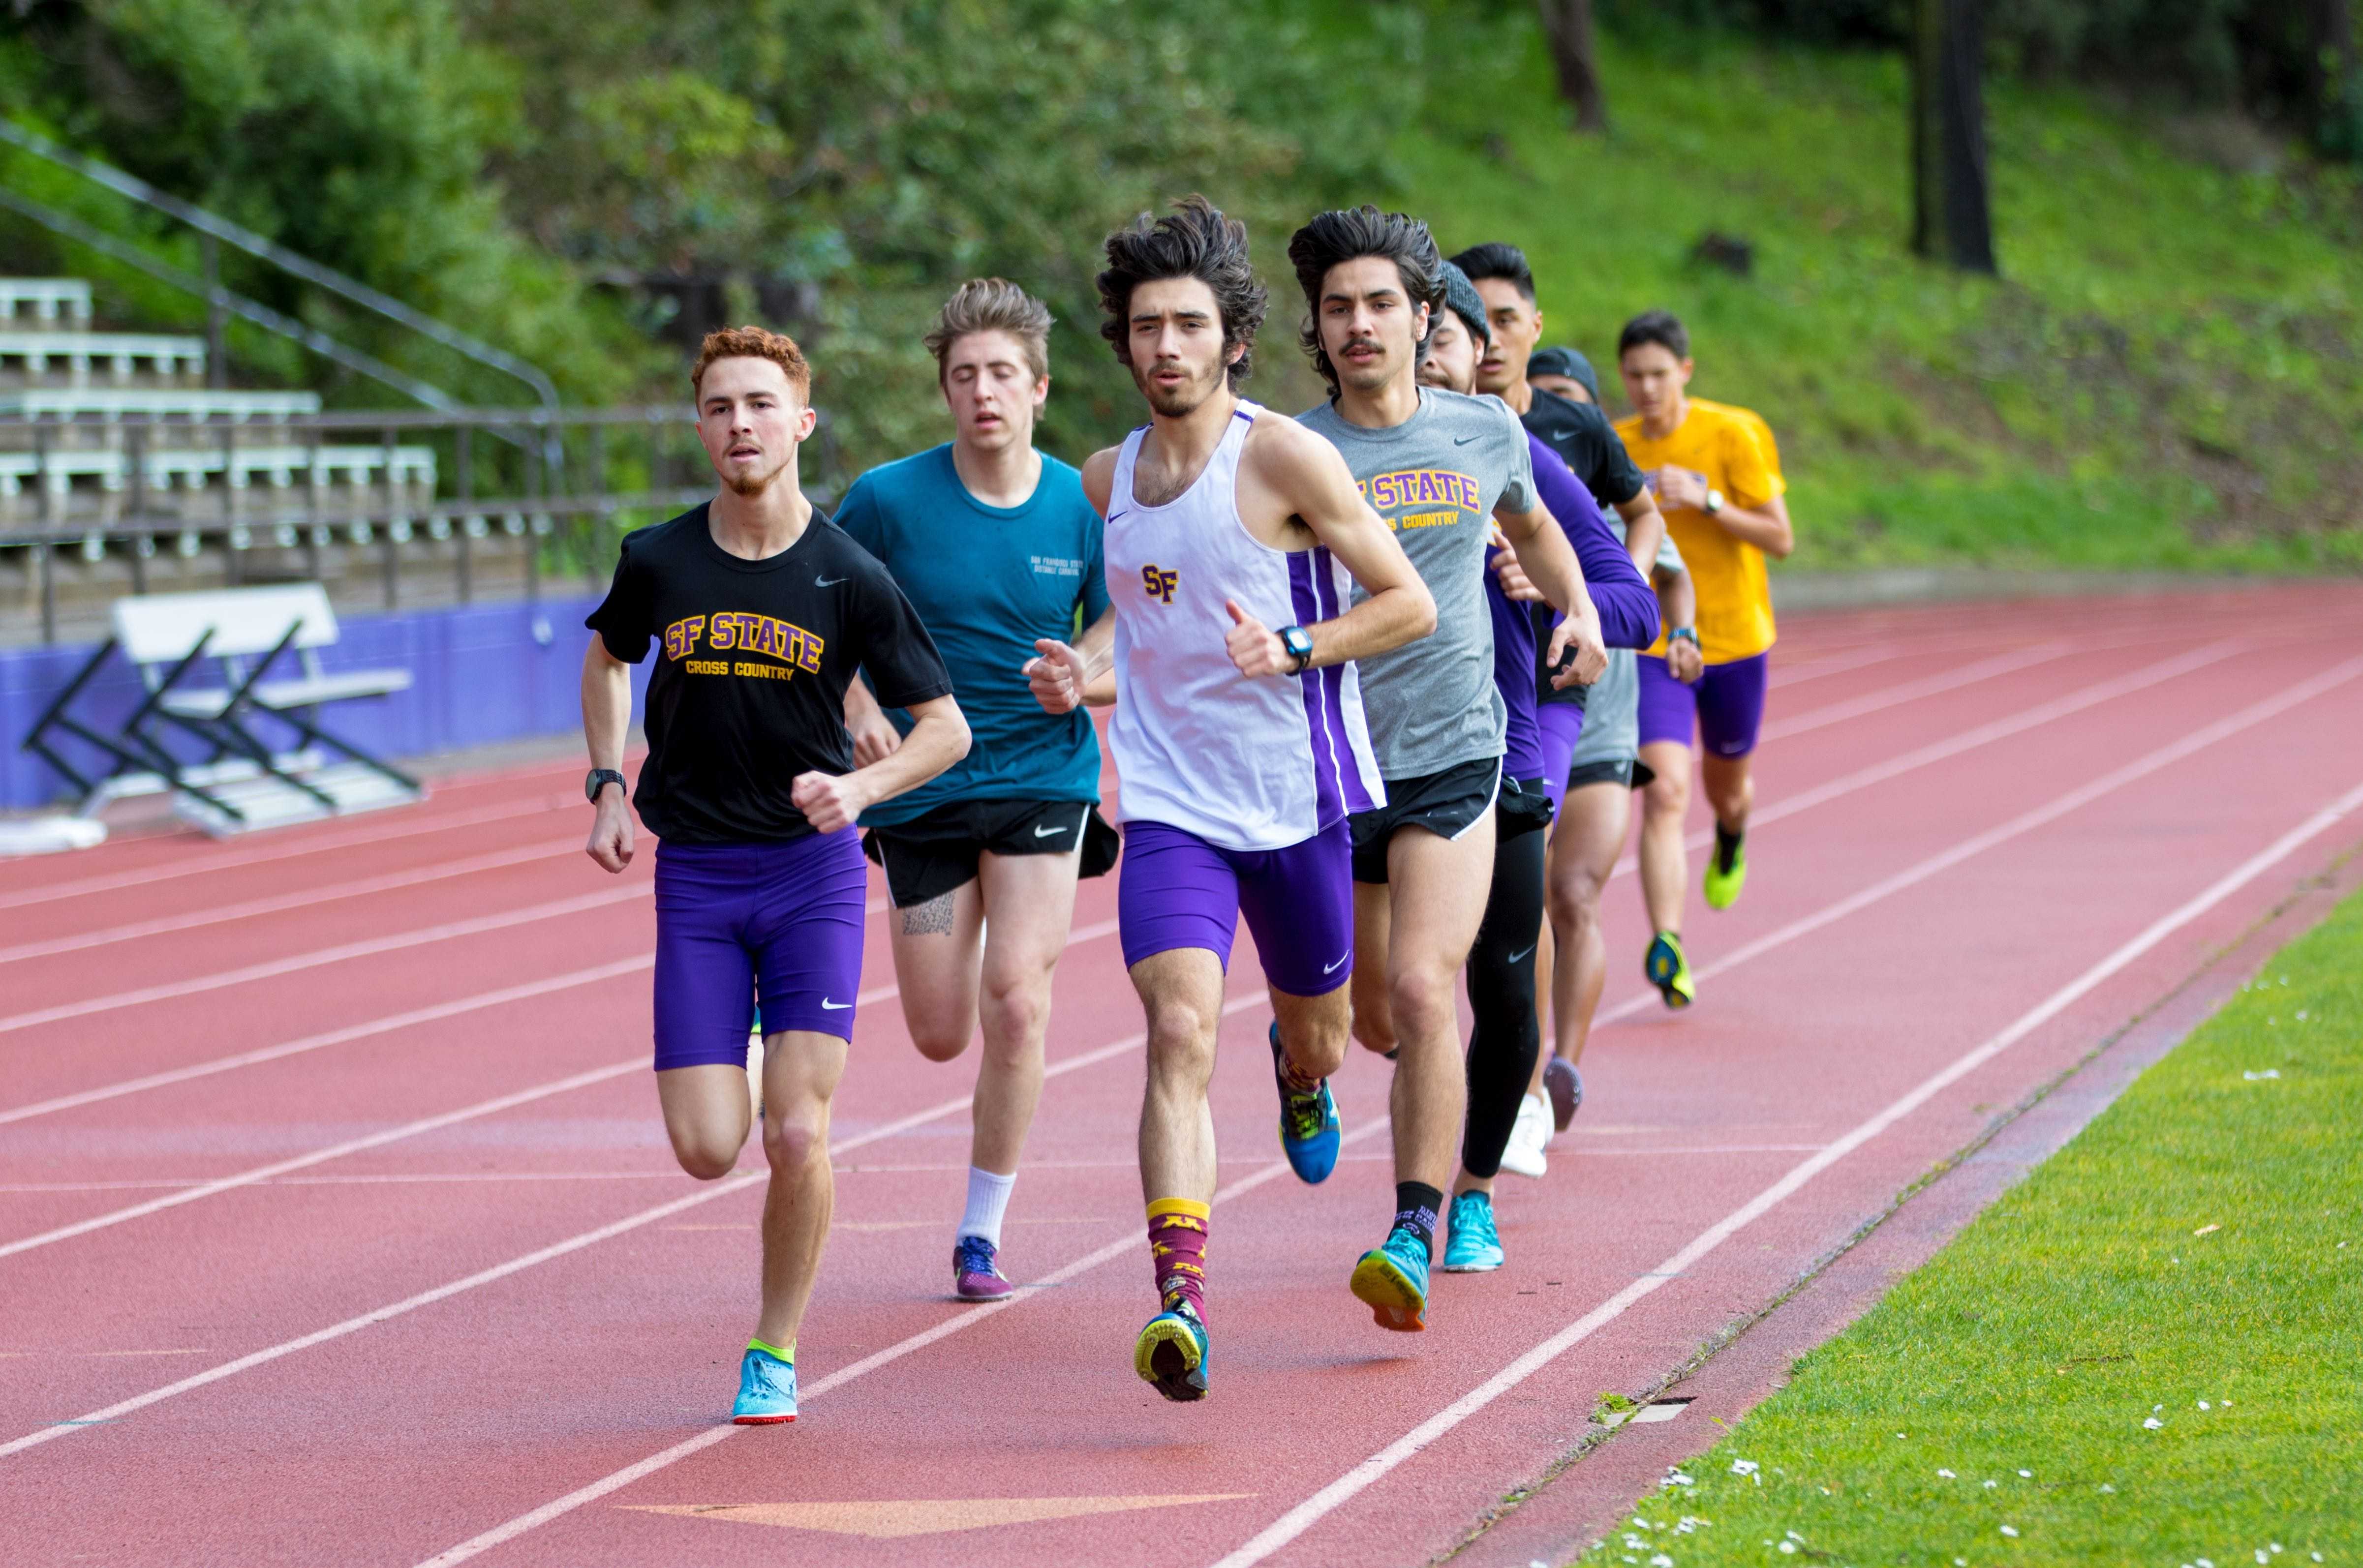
[1613,311,1794,1008]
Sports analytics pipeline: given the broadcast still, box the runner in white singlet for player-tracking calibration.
[1026,197,1433,1405]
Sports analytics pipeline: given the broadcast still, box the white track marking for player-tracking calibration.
[406,1115,1389,1568]
[1762,641,2071,740]
[0,920,1125,1254]
[0,884,654,1038]
[1610,640,2240,881]
[0,835,585,966]
[0,990,1263,1459]
[1596,653,2363,1029]
[0,909,1116,1127]
[0,958,652,1126]
[0,793,572,913]
[0,1061,648,1259]
[1210,773,2363,1568]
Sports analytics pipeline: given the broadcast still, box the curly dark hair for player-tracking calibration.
[1287,206,1445,393]
[1096,195,1267,388]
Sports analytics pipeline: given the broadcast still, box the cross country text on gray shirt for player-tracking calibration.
[1298,387,1534,780]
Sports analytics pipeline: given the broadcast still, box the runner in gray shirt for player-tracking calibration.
[1280,205,1606,1335]
[1297,386,1532,780]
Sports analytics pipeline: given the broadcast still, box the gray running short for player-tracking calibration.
[1568,648,1639,770]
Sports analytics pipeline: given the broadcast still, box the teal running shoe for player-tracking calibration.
[1441,1191,1504,1273]
[1270,1022,1341,1184]
[1134,1303,1209,1402]
[1644,931,1696,1010]
[731,1345,797,1424]
[1350,1224,1431,1331]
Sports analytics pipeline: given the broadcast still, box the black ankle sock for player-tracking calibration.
[1392,1181,1443,1253]
[1714,823,1744,873]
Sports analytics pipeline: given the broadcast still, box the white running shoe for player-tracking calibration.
[1498,1092,1550,1178]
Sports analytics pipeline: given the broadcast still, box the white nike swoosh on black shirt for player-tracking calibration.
[815,576,848,588]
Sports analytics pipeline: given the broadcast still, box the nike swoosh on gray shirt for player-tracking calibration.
[1298,387,1532,780]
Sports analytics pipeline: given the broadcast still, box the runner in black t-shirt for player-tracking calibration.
[582,326,969,1427]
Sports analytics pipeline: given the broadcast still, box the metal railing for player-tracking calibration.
[0,120,559,420]
[0,405,840,643]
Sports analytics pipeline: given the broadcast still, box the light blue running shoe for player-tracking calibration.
[1350,1224,1431,1331]
[1133,1303,1209,1402]
[732,1344,798,1424]
[1270,1022,1341,1184]
[1441,1191,1504,1273]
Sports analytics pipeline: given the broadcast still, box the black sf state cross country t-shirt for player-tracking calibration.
[585,503,953,844]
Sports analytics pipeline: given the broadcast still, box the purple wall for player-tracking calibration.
[3,596,648,810]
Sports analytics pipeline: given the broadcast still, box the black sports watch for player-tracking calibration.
[1278,624,1315,674]
[585,767,626,803]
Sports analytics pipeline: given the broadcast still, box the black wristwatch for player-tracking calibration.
[1278,624,1315,674]
[585,767,626,803]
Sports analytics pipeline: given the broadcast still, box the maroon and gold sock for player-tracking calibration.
[1146,1197,1210,1320]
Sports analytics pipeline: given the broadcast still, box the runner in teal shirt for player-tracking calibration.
[830,279,1116,1305]
[837,443,1108,824]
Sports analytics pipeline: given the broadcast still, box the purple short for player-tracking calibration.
[1117,818,1356,997]
[651,830,870,1068]
[1637,651,1770,759]
[1538,703,1586,814]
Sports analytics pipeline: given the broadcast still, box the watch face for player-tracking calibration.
[1282,627,1314,658]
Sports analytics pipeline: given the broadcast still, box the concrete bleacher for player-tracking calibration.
[0,275,436,533]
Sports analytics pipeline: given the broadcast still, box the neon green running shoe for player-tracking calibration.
[1704,828,1748,910]
[1644,931,1696,1010]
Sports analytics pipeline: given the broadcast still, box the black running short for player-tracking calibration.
[1349,757,1502,884]
[1565,757,1636,791]
[1496,774,1554,841]
[862,798,1119,909]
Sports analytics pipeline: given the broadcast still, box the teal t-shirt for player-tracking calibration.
[835,445,1109,826]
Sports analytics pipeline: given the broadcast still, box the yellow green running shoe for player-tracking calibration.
[1703,827,1747,910]
[1644,931,1696,1010]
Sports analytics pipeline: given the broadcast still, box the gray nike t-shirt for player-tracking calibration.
[1297,387,1534,781]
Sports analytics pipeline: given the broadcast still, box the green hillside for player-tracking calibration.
[1383,17,2363,575]
[7,2,2359,575]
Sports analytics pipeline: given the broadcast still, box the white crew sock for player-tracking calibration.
[958,1166,1016,1246]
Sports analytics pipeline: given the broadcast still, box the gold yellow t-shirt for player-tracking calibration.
[1616,400,1780,663]
[1692,397,1786,497]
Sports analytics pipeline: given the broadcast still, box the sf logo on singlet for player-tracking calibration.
[1140,564,1179,604]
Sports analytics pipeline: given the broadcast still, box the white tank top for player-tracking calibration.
[1105,400,1384,851]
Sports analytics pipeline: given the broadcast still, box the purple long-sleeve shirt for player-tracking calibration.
[1488,432,1660,779]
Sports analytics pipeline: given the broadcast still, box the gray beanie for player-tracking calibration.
[1528,345,1600,404]
[1434,261,1491,347]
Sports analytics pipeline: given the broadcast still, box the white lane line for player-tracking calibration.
[0,1060,650,1259]
[0,959,654,1127]
[407,1115,1389,1568]
[1610,640,2241,881]
[1210,772,2363,1568]
[0,884,654,1039]
[0,923,1126,1254]
[1595,653,2363,1030]
[0,916,1117,1128]
[0,835,587,967]
[0,793,573,913]
[1762,641,2070,740]
[0,982,1255,1459]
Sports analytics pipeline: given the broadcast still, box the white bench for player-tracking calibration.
[0,388,323,422]
[19,583,424,833]
[0,330,206,384]
[0,279,93,328]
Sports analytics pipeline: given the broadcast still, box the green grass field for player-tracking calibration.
[1569,879,2363,1566]
[1374,17,2363,577]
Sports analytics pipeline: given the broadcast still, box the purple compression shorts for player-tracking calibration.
[651,830,870,1068]
[1637,651,1770,759]
[1116,817,1356,997]
[1538,703,1586,815]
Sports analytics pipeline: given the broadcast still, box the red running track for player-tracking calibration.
[3,584,2361,1568]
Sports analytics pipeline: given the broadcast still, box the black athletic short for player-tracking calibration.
[1349,757,1502,884]
[1496,774,1553,841]
[1565,757,1637,792]
[862,798,1119,909]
